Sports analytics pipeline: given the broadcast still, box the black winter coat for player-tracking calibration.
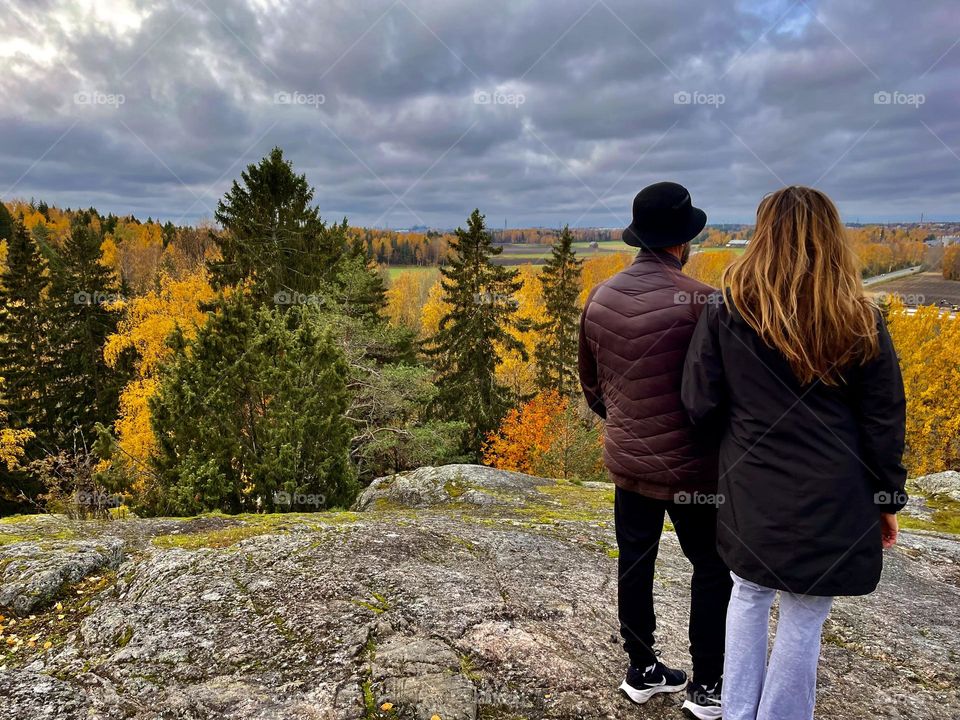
[681,296,907,597]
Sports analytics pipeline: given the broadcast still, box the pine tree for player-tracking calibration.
[534,225,582,395]
[208,147,347,304]
[0,221,52,445]
[426,209,526,456]
[46,218,125,442]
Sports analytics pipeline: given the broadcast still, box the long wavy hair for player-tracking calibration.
[721,186,879,386]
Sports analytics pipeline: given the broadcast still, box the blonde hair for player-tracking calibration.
[722,186,879,385]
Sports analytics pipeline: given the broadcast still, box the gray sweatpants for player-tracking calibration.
[723,572,833,720]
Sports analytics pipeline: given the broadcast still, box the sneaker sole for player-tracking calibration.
[619,680,687,704]
[681,699,723,720]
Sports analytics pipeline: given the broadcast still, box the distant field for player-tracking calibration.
[492,241,629,265]
[694,246,747,255]
[383,242,748,282]
[383,241,630,279]
[384,266,440,281]
[869,271,960,308]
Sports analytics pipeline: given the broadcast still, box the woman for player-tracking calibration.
[681,186,906,720]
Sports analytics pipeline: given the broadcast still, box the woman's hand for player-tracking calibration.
[880,513,898,549]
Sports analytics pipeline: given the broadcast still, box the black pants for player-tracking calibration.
[615,485,732,683]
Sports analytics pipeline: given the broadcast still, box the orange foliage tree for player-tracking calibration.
[483,390,604,480]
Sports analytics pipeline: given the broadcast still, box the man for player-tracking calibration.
[578,182,731,720]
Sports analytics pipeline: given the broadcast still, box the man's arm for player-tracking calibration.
[578,288,606,419]
[681,298,727,432]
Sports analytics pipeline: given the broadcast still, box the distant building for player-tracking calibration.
[727,239,749,248]
[937,235,960,245]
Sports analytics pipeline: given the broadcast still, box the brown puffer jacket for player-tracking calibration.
[578,250,717,499]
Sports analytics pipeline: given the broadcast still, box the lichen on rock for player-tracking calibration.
[0,465,957,719]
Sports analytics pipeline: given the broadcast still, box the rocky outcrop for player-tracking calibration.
[912,470,960,502]
[0,465,957,719]
[0,537,123,616]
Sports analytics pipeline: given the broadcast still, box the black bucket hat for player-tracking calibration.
[622,181,707,249]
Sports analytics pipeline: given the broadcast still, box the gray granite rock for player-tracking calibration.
[0,537,123,616]
[0,465,956,719]
[913,470,960,502]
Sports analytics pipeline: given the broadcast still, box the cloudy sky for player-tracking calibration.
[0,0,958,228]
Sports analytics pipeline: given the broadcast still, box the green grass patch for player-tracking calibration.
[384,266,439,281]
[353,592,391,615]
[899,496,960,535]
[116,625,134,647]
[516,481,614,523]
[444,477,469,498]
[152,524,277,549]
[151,510,361,549]
[0,527,78,546]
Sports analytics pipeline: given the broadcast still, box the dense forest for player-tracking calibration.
[0,149,956,518]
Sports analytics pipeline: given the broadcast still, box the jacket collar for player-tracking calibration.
[632,249,682,270]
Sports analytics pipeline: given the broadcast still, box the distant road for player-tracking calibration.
[862,265,924,286]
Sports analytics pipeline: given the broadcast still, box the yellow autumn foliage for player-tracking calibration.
[685,249,739,288]
[495,264,547,397]
[385,269,437,332]
[578,252,634,304]
[886,299,960,475]
[0,378,33,471]
[420,277,451,339]
[102,221,165,294]
[104,269,215,485]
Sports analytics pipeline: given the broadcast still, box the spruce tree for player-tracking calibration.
[534,225,583,395]
[208,147,347,303]
[149,296,356,515]
[426,209,526,456]
[0,202,13,243]
[0,221,52,445]
[46,219,124,442]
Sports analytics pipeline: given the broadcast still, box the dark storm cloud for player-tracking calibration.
[0,0,957,226]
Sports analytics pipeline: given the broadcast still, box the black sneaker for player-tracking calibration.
[618,660,688,704]
[682,678,723,720]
